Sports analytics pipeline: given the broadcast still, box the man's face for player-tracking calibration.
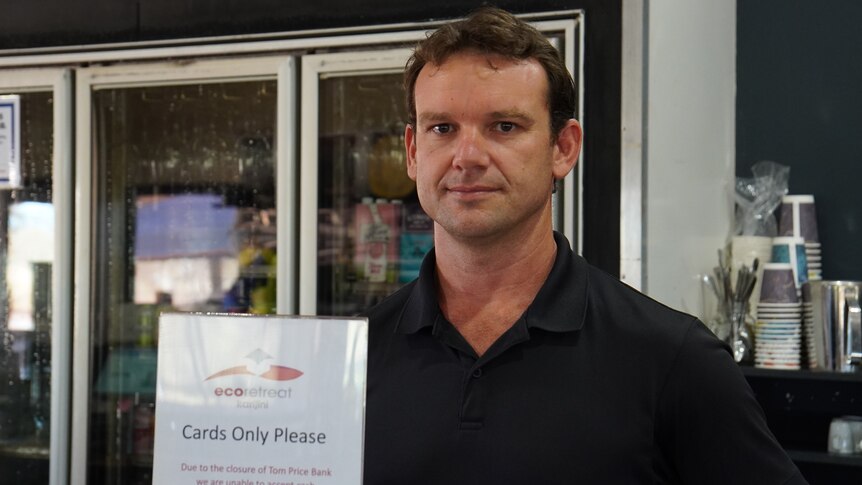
[405,51,580,242]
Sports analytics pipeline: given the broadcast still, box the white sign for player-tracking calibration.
[0,95,21,189]
[153,313,368,485]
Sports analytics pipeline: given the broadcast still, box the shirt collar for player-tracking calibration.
[395,231,589,334]
[395,248,442,334]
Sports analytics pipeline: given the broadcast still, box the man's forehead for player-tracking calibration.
[414,52,550,114]
[420,51,539,78]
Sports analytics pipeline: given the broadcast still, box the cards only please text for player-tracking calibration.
[183,425,327,446]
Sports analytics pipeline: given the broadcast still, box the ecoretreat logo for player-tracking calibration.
[206,349,302,409]
[206,348,303,382]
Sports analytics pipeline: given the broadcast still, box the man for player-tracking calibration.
[364,7,807,484]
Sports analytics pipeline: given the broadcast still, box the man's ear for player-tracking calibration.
[552,119,583,180]
[405,123,418,181]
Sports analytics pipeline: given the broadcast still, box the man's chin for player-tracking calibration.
[437,219,507,242]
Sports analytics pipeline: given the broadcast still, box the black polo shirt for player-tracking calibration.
[363,232,806,484]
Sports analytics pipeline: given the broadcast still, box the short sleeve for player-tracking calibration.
[654,318,809,485]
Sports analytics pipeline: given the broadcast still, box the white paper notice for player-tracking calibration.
[0,95,21,189]
[153,313,367,485]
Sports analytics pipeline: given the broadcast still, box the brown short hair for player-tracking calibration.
[404,7,576,140]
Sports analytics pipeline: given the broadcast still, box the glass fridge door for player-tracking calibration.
[299,26,582,316]
[0,69,73,485]
[300,48,430,316]
[73,57,294,485]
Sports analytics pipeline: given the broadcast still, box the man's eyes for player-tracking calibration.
[496,121,516,133]
[431,124,452,134]
[427,121,517,135]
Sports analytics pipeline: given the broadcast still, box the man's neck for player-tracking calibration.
[433,223,558,356]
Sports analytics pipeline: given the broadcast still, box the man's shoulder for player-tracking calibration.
[577,258,702,353]
[583,260,696,325]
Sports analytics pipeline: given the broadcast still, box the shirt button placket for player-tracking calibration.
[460,366,485,430]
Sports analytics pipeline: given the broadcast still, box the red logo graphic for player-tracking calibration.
[206,349,303,381]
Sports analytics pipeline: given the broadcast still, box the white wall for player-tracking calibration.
[642,0,736,317]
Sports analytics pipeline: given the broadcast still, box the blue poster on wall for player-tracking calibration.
[0,94,20,189]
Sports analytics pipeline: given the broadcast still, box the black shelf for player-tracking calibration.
[741,366,862,416]
[787,449,862,467]
[741,366,862,383]
[741,365,862,484]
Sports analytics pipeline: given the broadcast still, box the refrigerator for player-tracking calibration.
[74,56,292,485]
[0,70,73,485]
[0,15,582,485]
[300,48,429,316]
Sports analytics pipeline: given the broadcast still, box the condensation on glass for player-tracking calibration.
[89,80,276,484]
[317,73,432,316]
[0,91,54,484]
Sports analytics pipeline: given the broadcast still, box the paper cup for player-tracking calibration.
[759,263,799,304]
[731,235,773,308]
[778,194,820,243]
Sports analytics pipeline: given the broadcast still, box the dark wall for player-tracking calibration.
[0,0,622,275]
[737,0,862,280]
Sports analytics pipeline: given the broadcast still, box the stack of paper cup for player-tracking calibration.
[755,262,802,370]
[778,195,822,281]
[801,282,816,369]
[731,235,773,309]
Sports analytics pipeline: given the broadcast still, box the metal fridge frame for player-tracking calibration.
[72,55,296,485]
[0,68,74,485]
[298,18,584,314]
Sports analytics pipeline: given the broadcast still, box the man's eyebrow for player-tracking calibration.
[418,110,536,125]
[490,110,535,125]
[417,112,452,124]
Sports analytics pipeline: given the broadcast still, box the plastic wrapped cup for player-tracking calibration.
[778,194,819,243]
[759,263,799,304]
[732,236,773,265]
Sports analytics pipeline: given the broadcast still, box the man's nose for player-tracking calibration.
[452,127,491,170]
